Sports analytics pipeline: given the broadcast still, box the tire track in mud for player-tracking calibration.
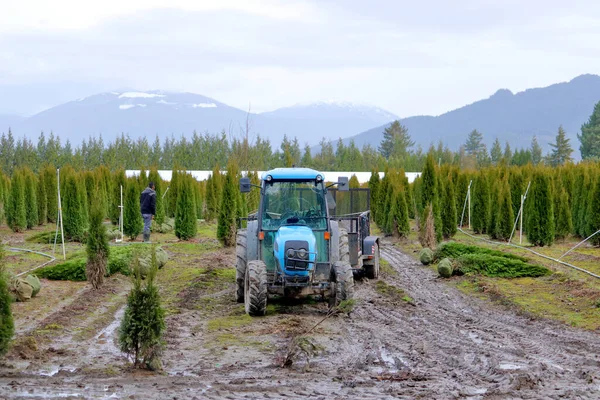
[346,242,600,398]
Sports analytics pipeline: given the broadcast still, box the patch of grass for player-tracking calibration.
[197,221,218,239]
[379,259,396,276]
[375,280,407,302]
[165,241,220,254]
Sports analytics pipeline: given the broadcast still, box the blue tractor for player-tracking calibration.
[237,167,380,316]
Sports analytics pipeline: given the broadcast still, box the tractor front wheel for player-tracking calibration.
[245,260,268,316]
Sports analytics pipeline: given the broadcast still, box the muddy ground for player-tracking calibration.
[1,240,600,399]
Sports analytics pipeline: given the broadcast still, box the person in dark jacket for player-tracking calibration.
[140,182,156,242]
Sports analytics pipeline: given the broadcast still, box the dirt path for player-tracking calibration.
[1,241,599,399]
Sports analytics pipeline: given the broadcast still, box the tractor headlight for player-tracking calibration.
[297,248,308,259]
[316,175,323,182]
[266,175,272,182]
[286,248,296,258]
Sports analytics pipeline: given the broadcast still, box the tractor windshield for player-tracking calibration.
[261,180,327,231]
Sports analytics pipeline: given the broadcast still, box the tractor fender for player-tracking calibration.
[329,220,340,264]
[247,220,259,261]
[362,236,380,256]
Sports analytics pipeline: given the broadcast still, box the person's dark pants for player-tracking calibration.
[142,214,153,240]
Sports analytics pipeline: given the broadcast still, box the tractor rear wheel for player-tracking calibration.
[364,242,380,279]
[331,261,354,306]
[245,260,267,316]
[339,228,350,263]
[235,230,247,303]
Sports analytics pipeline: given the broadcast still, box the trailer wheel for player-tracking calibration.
[331,261,354,306]
[364,242,380,279]
[339,228,350,263]
[235,230,247,303]
[245,260,267,316]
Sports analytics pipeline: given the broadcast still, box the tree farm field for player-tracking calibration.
[394,220,600,330]
[2,220,600,399]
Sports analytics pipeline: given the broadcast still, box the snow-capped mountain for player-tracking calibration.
[6,91,399,147]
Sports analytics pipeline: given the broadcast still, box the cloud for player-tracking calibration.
[0,1,599,117]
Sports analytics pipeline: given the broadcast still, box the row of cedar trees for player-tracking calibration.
[369,154,600,247]
[0,161,261,246]
[1,155,597,249]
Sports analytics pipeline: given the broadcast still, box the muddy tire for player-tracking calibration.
[339,228,349,263]
[364,242,380,279]
[331,261,354,306]
[235,230,247,303]
[244,260,267,316]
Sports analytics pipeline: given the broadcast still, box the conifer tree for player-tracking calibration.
[204,174,216,221]
[349,174,360,189]
[547,125,573,166]
[525,170,555,246]
[247,171,261,213]
[495,178,514,241]
[167,168,180,218]
[571,168,586,237]
[124,179,143,240]
[37,170,47,225]
[578,101,600,160]
[488,180,500,239]
[441,175,457,239]
[471,172,490,234]
[217,161,238,246]
[555,188,573,241]
[7,171,27,232]
[391,187,410,237]
[42,165,58,223]
[376,169,390,227]
[62,174,86,241]
[194,180,203,220]
[0,244,15,357]
[578,171,594,238]
[509,168,525,222]
[86,199,109,289]
[587,175,600,246]
[23,171,38,229]
[78,174,89,230]
[418,204,436,249]
[175,174,198,240]
[368,169,380,221]
[119,248,165,369]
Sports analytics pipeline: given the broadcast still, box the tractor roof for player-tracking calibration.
[261,167,324,181]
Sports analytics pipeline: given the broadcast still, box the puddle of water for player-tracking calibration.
[498,362,523,370]
[38,366,77,377]
[377,346,409,374]
[91,306,126,359]
[468,332,483,345]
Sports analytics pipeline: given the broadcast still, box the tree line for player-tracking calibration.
[1,99,598,175]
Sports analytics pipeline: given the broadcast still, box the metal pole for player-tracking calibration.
[519,194,524,244]
[468,185,471,229]
[57,169,66,260]
[459,180,472,229]
[120,184,124,241]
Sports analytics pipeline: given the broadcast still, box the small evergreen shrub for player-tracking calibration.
[419,248,434,265]
[119,248,165,369]
[437,258,453,278]
[0,244,15,356]
[86,201,110,289]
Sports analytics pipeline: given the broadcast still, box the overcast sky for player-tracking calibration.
[1,0,600,116]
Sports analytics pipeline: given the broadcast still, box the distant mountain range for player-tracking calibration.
[1,74,599,157]
[2,92,397,149]
[341,74,600,156]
